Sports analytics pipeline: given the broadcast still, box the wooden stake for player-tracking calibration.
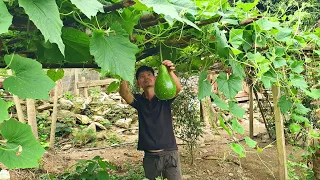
[49,81,59,149]
[249,84,254,138]
[74,69,79,96]
[26,99,38,139]
[271,84,288,180]
[7,70,25,123]
[81,77,89,98]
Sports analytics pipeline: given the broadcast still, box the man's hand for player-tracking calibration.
[162,60,175,72]
[161,60,182,95]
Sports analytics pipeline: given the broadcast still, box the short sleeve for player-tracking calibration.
[129,94,140,109]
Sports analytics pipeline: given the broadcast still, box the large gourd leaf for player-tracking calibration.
[211,93,228,110]
[90,25,139,84]
[62,28,92,63]
[0,98,10,123]
[215,24,229,58]
[198,71,212,100]
[217,72,242,99]
[18,0,65,55]
[121,9,142,37]
[229,101,245,118]
[229,29,243,49]
[140,0,200,29]
[0,119,46,169]
[0,1,12,34]
[3,55,55,100]
[70,0,104,19]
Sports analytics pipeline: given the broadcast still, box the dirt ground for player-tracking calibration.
[8,119,298,180]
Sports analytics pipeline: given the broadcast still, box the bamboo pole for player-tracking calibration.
[271,85,288,180]
[6,70,25,123]
[249,84,254,138]
[74,69,79,96]
[26,99,38,139]
[81,77,88,98]
[49,81,59,149]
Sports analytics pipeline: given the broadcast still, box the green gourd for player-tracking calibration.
[155,65,176,100]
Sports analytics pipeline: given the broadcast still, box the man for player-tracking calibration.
[119,60,182,180]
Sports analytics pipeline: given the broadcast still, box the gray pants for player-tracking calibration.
[143,150,182,180]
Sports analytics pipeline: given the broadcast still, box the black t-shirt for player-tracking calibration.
[130,93,178,151]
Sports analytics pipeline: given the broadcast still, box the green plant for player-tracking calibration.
[37,115,51,148]
[64,92,75,101]
[115,163,145,180]
[56,156,116,180]
[172,78,204,164]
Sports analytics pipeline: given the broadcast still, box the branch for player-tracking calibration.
[103,0,135,12]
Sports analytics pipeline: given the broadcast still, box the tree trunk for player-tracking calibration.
[314,139,320,179]
[26,99,38,139]
[7,70,25,123]
[49,82,59,149]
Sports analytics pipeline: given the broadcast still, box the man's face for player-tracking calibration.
[137,71,156,88]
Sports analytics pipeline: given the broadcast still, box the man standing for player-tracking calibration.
[119,60,182,180]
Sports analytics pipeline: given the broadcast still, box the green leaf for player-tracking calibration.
[255,18,280,31]
[97,170,109,180]
[217,72,242,99]
[47,69,64,82]
[70,0,104,19]
[140,0,199,29]
[215,24,229,58]
[289,123,301,134]
[274,27,292,42]
[107,81,120,94]
[245,137,257,148]
[243,30,253,52]
[211,93,228,110]
[257,147,263,153]
[231,143,245,157]
[219,117,232,136]
[198,71,212,100]
[292,114,309,124]
[0,119,46,169]
[273,58,287,68]
[229,29,243,49]
[0,98,10,123]
[230,47,243,56]
[0,1,13,34]
[261,71,277,89]
[278,95,292,114]
[231,119,244,134]
[62,28,92,63]
[18,0,65,55]
[121,8,142,37]
[274,46,285,57]
[304,88,320,99]
[3,55,55,100]
[236,0,258,12]
[90,25,139,84]
[289,74,308,90]
[229,59,245,80]
[290,61,304,74]
[229,101,245,118]
[294,103,310,115]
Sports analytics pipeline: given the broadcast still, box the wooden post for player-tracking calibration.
[249,84,254,138]
[314,139,320,179]
[49,81,59,149]
[81,77,88,98]
[7,70,25,123]
[271,85,288,180]
[74,69,79,96]
[26,99,38,139]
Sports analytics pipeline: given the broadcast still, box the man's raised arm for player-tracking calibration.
[119,81,134,104]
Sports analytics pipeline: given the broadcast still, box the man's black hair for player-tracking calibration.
[135,65,154,80]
